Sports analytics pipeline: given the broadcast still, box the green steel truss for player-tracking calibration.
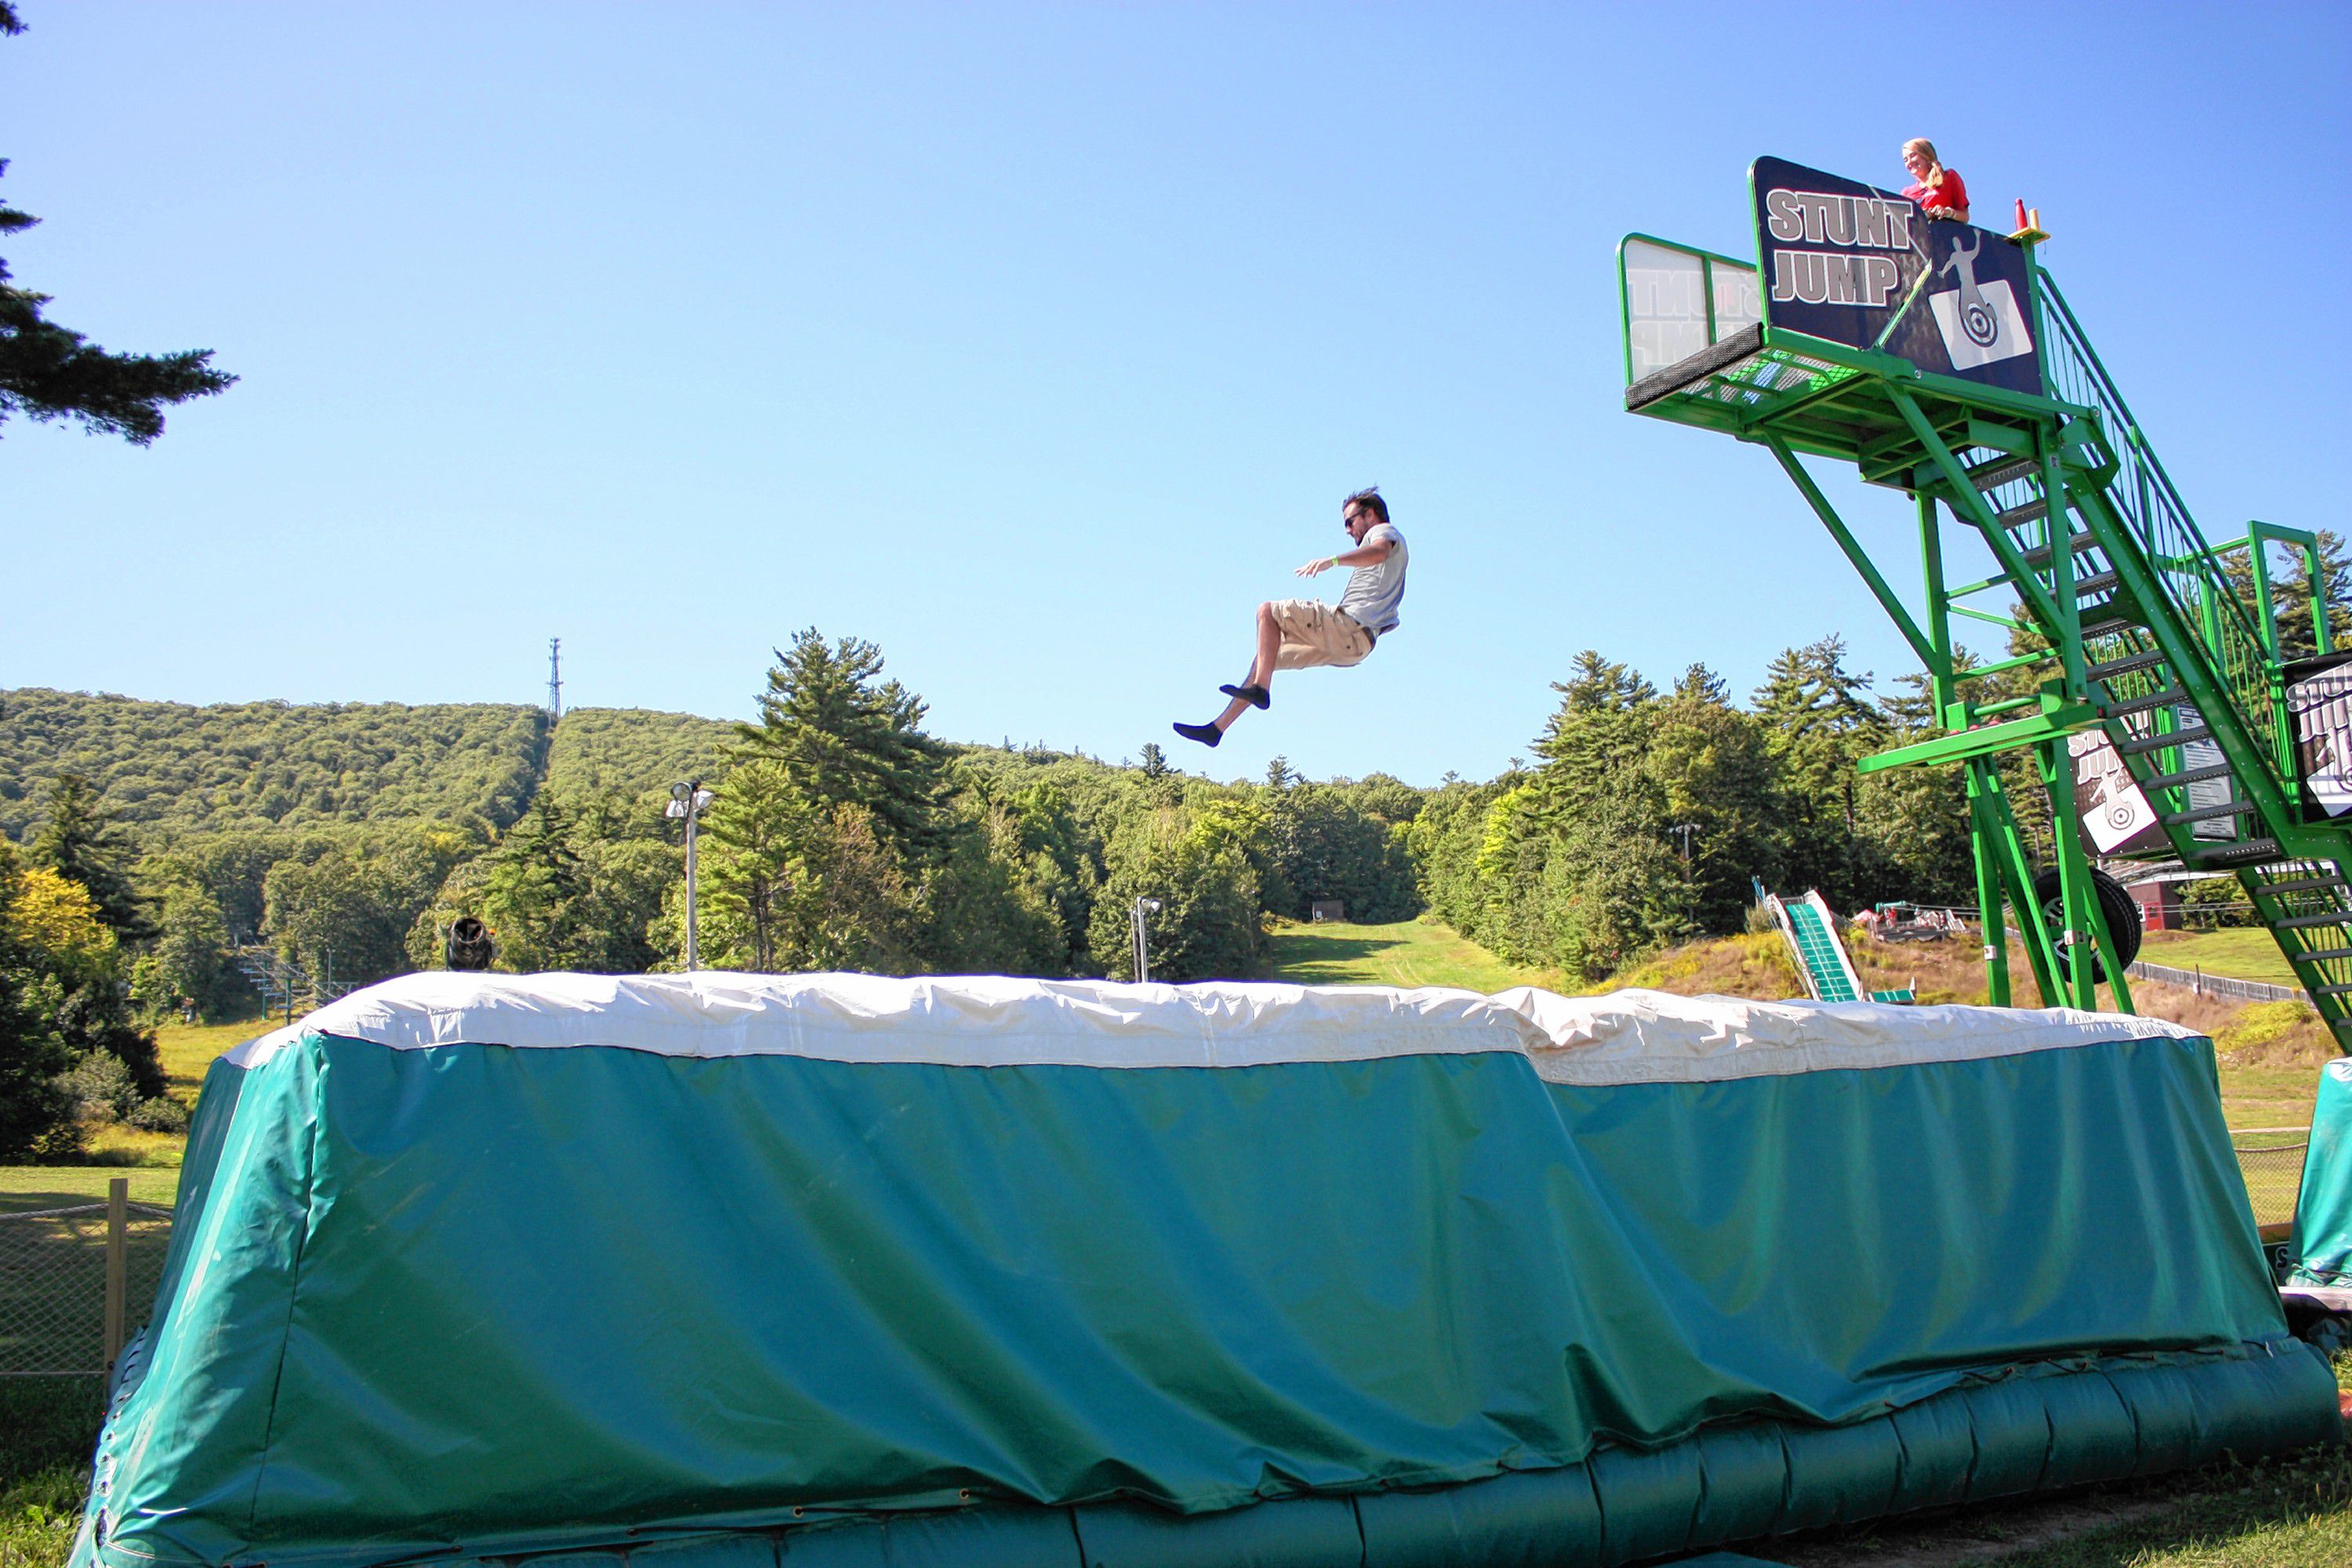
[1623,231,2352,1037]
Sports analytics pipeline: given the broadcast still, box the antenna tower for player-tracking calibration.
[546,637,564,720]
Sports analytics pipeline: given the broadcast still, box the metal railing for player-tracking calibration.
[2038,274,2288,787]
[0,1180,172,1377]
[2125,960,2305,1005]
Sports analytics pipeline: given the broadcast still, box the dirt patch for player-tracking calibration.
[1767,1490,2184,1567]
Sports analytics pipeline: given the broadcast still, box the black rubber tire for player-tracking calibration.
[2031,867,2143,982]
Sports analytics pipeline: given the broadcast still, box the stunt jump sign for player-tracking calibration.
[1749,156,2042,396]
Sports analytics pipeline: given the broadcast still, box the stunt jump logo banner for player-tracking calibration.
[1750,156,2042,396]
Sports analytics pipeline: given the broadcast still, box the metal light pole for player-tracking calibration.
[1131,896,1163,983]
[666,779,716,970]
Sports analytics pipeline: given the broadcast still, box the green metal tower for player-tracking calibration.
[1621,158,2350,1036]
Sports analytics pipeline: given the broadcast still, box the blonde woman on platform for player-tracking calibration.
[1901,138,1970,223]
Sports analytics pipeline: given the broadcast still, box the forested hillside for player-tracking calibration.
[0,690,743,840]
[0,689,551,837]
[542,707,736,811]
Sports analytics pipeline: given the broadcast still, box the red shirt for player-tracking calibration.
[1905,167,1969,216]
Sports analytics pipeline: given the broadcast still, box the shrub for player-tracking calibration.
[124,1095,192,1134]
[57,1051,137,1123]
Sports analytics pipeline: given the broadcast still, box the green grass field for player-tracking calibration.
[1268,917,1563,992]
[2143,927,2307,988]
[155,1016,270,1098]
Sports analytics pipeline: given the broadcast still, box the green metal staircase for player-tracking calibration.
[1624,216,2352,1039]
[1960,282,2352,1036]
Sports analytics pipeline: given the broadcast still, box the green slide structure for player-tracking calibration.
[1624,158,2352,1035]
[73,974,2339,1566]
[1759,885,1863,1002]
[1758,884,1914,1004]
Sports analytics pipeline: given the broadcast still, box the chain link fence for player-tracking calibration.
[2128,960,2306,1005]
[2234,1131,2309,1230]
[0,1185,174,1377]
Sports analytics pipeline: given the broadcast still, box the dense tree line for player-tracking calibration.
[7,619,2206,1156]
[1410,640,1979,982]
[0,689,745,842]
[663,632,1421,982]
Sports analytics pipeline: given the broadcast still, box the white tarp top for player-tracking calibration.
[229,972,2202,1086]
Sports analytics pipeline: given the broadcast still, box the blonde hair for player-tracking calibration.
[1902,138,1946,188]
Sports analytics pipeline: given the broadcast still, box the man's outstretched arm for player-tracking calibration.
[1296,535,1396,578]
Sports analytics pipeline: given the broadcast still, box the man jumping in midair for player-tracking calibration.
[1174,487,1409,747]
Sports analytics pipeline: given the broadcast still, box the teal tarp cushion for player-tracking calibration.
[78,981,2325,1567]
[2289,1057,2352,1286]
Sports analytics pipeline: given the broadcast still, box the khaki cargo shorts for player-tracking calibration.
[1267,599,1374,670]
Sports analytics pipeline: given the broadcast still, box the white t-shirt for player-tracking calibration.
[1335,524,1408,635]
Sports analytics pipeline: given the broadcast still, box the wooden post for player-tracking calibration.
[104,1176,127,1377]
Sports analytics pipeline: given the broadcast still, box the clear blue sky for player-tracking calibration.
[5,2,2345,786]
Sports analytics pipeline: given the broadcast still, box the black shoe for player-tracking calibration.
[1218,682,1271,710]
[1173,720,1222,747]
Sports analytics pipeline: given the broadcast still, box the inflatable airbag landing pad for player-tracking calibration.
[75,974,2337,1567]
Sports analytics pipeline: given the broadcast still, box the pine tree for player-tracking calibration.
[1672,662,1729,704]
[1752,637,1888,906]
[695,760,815,971]
[480,798,590,969]
[2280,529,2352,661]
[28,774,151,940]
[735,630,949,862]
[1643,674,1780,929]
[0,13,235,443]
[1751,637,1885,807]
[1530,651,1659,815]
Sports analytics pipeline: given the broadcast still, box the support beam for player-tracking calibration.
[1918,491,1957,723]
[1762,437,1936,669]
[1975,763,2063,1007]
[1887,389,2071,638]
[2038,436,2086,700]
[1857,702,2100,773]
[1965,760,2013,1008]
[2038,739,2100,1010]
